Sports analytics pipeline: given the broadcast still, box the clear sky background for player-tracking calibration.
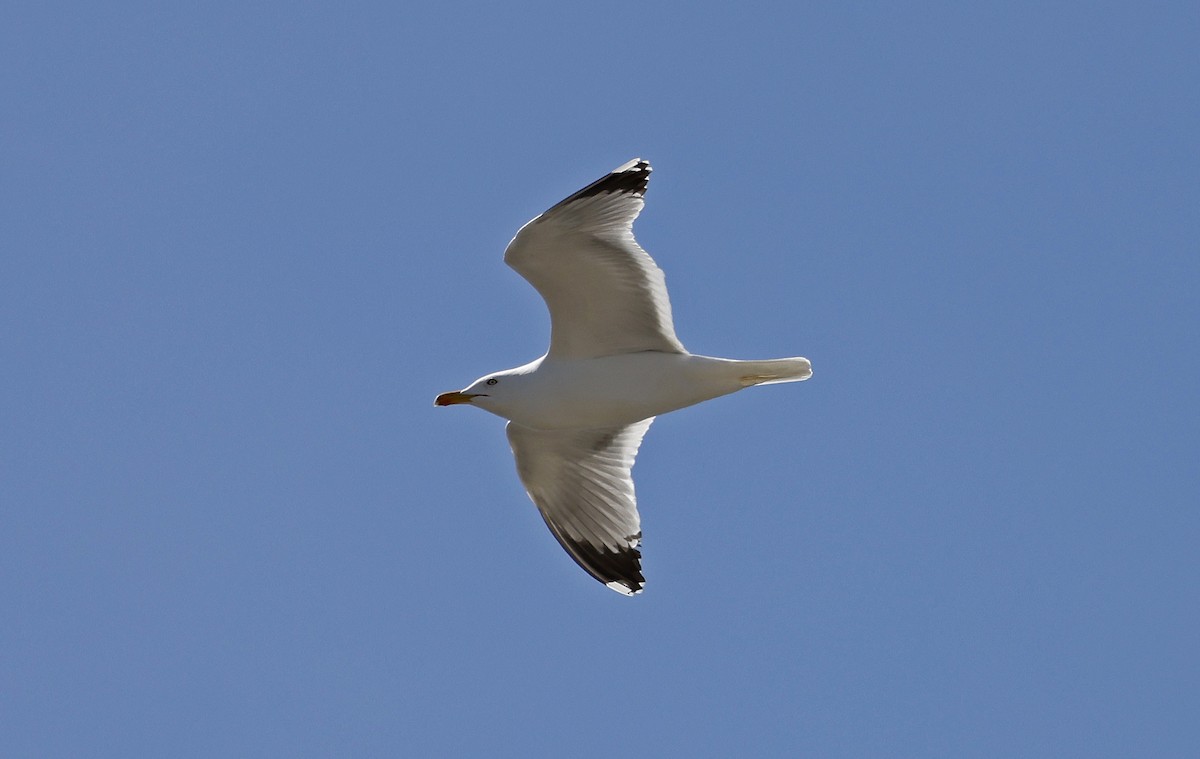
[3,2,1197,757]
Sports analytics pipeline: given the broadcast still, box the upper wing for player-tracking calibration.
[505,418,655,595]
[503,159,687,359]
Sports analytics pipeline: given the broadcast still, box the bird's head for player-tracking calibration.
[434,370,520,415]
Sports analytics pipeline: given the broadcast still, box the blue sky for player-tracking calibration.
[3,2,1197,756]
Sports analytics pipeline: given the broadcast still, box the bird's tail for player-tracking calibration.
[735,357,813,387]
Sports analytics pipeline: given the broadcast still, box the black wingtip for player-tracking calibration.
[553,159,652,209]
[563,539,646,595]
[546,523,646,596]
[594,547,646,595]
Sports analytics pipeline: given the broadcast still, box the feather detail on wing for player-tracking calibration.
[503,159,686,359]
[505,418,655,595]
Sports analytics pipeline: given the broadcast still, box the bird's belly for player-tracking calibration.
[512,353,743,430]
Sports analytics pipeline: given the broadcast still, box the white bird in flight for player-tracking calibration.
[435,159,812,595]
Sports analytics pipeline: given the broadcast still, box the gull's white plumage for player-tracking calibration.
[436,159,812,595]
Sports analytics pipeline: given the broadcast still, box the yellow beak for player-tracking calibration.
[434,391,479,407]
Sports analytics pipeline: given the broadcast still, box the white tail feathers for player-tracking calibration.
[737,357,813,387]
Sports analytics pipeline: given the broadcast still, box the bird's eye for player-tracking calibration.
[486,378,499,386]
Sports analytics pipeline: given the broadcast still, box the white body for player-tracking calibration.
[470,352,811,430]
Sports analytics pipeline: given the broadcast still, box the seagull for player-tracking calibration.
[435,159,812,595]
